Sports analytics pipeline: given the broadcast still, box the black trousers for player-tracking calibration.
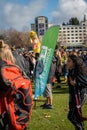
[68,102,84,130]
[55,72,61,83]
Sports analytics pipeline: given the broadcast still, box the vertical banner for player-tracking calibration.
[34,26,60,99]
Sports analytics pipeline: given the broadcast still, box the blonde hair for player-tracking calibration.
[0,40,15,64]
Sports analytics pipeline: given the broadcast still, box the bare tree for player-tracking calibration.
[3,29,30,48]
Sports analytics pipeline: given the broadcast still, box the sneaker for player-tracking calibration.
[56,85,61,88]
[40,103,48,107]
[43,104,53,109]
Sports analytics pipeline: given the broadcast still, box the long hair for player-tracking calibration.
[68,54,87,76]
[0,40,15,64]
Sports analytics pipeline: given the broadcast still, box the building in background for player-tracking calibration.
[31,16,87,48]
[31,16,48,41]
[35,16,48,36]
[31,24,35,32]
[58,20,87,49]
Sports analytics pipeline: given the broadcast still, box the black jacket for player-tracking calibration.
[12,51,30,76]
[68,68,87,103]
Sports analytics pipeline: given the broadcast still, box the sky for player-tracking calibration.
[0,0,87,31]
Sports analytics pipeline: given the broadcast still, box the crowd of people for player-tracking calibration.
[12,44,87,130]
[0,39,87,130]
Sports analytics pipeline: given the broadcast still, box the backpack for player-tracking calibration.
[0,60,33,130]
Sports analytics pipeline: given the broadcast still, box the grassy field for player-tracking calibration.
[29,82,87,130]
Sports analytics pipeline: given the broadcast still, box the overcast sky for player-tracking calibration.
[0,0,87,31]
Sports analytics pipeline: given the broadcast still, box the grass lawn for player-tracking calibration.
[29,82,87,130]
